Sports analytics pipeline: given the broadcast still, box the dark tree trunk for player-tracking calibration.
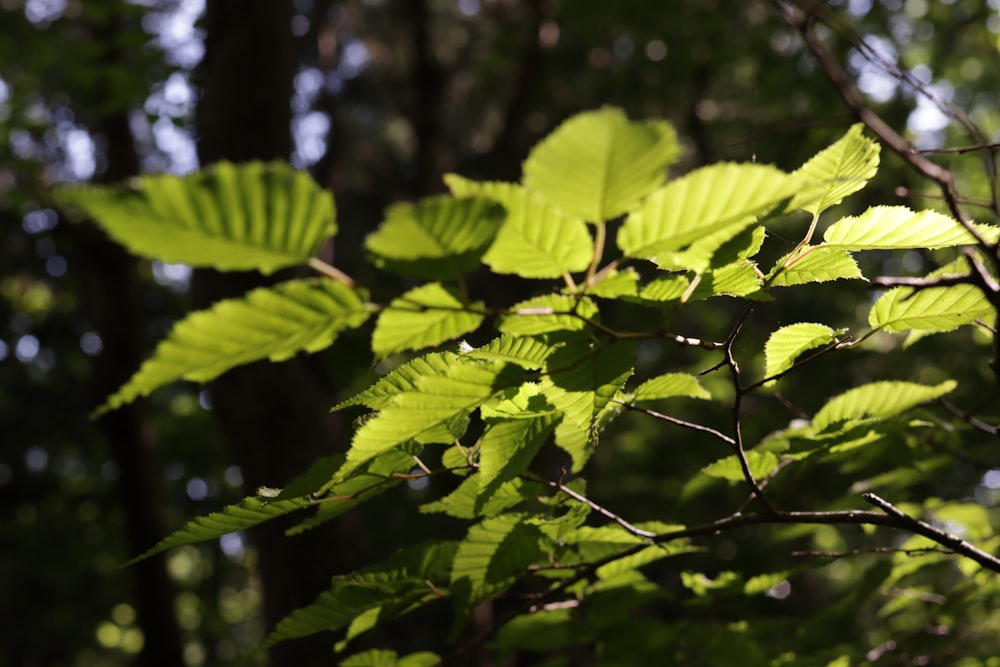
[193,3,346,665]
[77,9,185,667]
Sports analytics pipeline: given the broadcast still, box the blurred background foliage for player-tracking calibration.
[3,0,1000,665]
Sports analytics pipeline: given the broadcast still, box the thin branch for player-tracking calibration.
[863,493,1000,573]
[726,306,779,514]
[791,546,956,559]
[938,399,999,437]
[919,140,1000,155]
[870,273,974,290]
[618,401,736,446]
[524,472,658,540]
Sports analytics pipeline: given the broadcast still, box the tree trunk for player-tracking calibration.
[193,3,346,665]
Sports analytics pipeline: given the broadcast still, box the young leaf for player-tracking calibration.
[823,206,1000,250]
[445,175,593,278]
[365,195,505,279]
[812,380,956,432]
[372,283,484,357]
[763,323,844,384]
[789,123,881,215]
[584,268,641,298]
[498,294,599,335]
[870,284,994,333]
[768,246,864,286]
[57,161,336,273]
[522,107,681,222]
[450,514,543,618]
[343,358,527,474]
[634,373,711,401]
[653,225,766,273]
[540,340,635,470]
[618,163,794,260]
[126,494,314,565]
[98,279,369,415]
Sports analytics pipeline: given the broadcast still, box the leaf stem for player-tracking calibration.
[308,257,356,287]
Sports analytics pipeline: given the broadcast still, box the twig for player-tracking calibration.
[524,472,658,540]
[618,402,736,446]
[308,257,356,287]
[792,546,956,559]
[938,399,999,437]
[862,492,1000,573]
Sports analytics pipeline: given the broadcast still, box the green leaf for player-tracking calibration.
[335,353,456,411]
[687,261,764,301]
[870,284,994,333]
[585,268,641,298]
[789,123,881,215]
[617,163,794,260]
[763,323,844,384]
[286,451,415,535]
[263,541,457,650]
[478,388,560,509]
[451,514,542,617]
[57,161,335,273]
[99,279,369,415]
[340,650,440,667]
[126,494,313,565]
[498,294,599,335]
[653,225,766,273]
[634,373,711,401]
[522,107,681,222]
[465,335,564,369]
[701,450,780,482]
[769,246,864,286]
[420,474,529,519]
[372,283,484,357]
[635,276,689,303]
[540,340,635,470]
[812,380,957,432]
[365,195,505,279]
[343,357,527,475]
[445,175,593,278]
[823,206,1000,250]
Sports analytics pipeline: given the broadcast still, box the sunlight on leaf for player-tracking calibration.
[763,323,844,385]
[789,123,880,215]
[812,380,956,431]
[634,373,711,401]
[523,106,681,222]
[372,282,484,357]
[98,279,369,415]
[58,161,336,273]
[824,206,1000,250]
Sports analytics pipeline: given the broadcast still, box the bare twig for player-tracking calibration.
[863,493,1000,572]
[619,401,736,446]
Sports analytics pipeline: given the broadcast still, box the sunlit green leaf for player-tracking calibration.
[451,514,542,618]
[585,268,641,298]
[372,282,484,357]
[98,279,369,415]
[498,294,599,335]
[700,450,780,482]
[617,163,793,260]
[870,284,994,333]
[445,175,593,277]
[812,380,956,432]
[768,246,864,286]
[790,123,881,215]
[57,161,336,273]
[126,494,314,565]
[687,261,764,300]
[419,474,529,519]
[634,373,711,401]
[522,107,681,222]
[763,323,844,384]
[653,225,767,273]
[540,340,635,470]
[343,357,527,475]
[465,335,564,369]
[340,650,440,667]
[365,195,505,279]
[823,206,1000,250]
